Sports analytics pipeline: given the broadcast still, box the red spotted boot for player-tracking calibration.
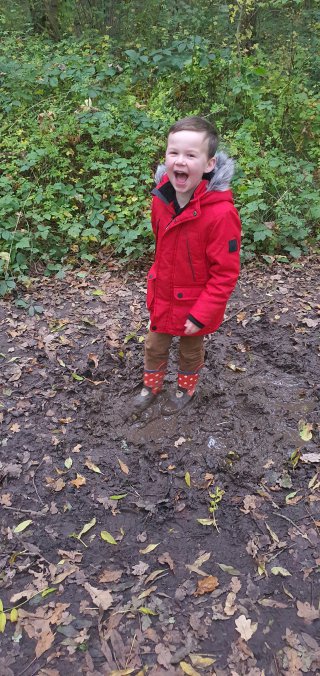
[161,370,200,416]
[132,365,166,414]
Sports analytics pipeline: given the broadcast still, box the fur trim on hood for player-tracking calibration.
[154,151,235,192]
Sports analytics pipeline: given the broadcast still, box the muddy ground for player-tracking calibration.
[0,258,319,676]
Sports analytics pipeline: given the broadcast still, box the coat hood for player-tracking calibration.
[154,151,235,192]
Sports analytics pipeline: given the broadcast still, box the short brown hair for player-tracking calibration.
[168,116,219,158]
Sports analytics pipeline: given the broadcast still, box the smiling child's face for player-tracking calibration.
[165,129,216,206]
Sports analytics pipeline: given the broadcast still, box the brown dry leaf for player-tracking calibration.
[35,626,55,658]
[99,569,123,583]
[58,549,83,563]
[84,582,113,610]
[117,458,129,475]
[0,492,12,506]
[242,495,258,514]
[72,444,82,453]
[186,551,211,576]
[158,551,175,571]
[52,565,78,584]
[155,642,173,668]
[132,561,149,576]
[88,352,99,368]
[230,576,242,593]
[138,585,157,600]
[235,614,258,641]
[226,362,246,372]
[10,423,20,433]
[296,600,320,622]
[236,311,247,323]
[194,575,219,596]
[10,587,37,604]
[258,598,288,609]
[46,476,65,492]
[70,473,86,488]
[224,591,237,616]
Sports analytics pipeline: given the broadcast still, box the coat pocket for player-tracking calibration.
[146,265,157,310]
[172,286,203,330]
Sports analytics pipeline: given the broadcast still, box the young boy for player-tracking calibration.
[133,116,241,415]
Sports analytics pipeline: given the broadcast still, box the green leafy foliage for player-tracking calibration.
[0,3,318,292]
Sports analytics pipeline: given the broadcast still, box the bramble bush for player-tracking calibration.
[0,30,319,294]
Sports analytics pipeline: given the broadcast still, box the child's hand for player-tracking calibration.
[184,319,200,335]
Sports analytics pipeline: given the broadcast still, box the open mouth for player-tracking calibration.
[174,171,188,186]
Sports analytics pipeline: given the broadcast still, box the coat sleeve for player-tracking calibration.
[189,208,241,327]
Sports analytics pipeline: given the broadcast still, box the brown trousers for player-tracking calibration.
[144,331,205,373]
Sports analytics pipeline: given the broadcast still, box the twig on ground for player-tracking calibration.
[272,511,313,544]
[2,505,47,517]
[223,298,273,323]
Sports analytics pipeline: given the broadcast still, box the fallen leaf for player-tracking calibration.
[10,423,20,433]
[117,458,129,475]
[139,543,160,554]
[301,452,320,464]
[271,566,291,577]
[190,654,216,668]
[144,568,166,584]
[180,662,201,676]
[217,563,241,576]
[132,561,149,576]
[158,552,175,571]
[194,575,219,596]
[296,600,320,622]
[224,591,237,616]
[298,420,313,442]
[174,436,186,447]
[101,530,117,545]
[242,495,258,514]
[0,493,12,506]
[138,606,157,615]
[99,569,122,583]
[46,476,66,492]
[186,552,211,576]
[77,517,96,540]
[185,471,191,487]
[64,457,73,469]
[84,459,102,474]
[84,582,113,610]
[138,585,157,600]
[226,362,246,372]
[72,444,82,453]
[70,473,86,488]
[13,519,32,534]
[235,614,258,641]
[266,523,280,543]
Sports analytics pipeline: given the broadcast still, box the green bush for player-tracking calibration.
[0,30,319,293]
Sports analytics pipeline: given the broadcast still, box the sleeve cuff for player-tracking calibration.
[187,314,205,329]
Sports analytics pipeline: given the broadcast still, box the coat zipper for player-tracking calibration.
[186,237,196,282]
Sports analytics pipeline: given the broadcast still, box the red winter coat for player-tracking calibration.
[146,154,241,336]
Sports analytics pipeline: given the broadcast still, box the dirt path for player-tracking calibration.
[0,258,319,676]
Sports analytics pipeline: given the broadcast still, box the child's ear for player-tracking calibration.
[206,157,216,173]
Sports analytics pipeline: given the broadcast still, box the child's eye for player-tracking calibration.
[187,154,195,158]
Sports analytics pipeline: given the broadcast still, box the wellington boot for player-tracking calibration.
[132,386,157,414]
[161,388,194,416]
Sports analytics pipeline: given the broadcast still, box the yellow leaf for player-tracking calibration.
[271,566,291,577]
[85,459,102,474]
[139,543,160,554]
[13,519,32,533]
[117,458,129,475]
[197,518,215,526]
[138,606,157,615]
[179,661,201,676]
[64,457,73,469]
[298,420,313,441]
[78,517,96,539]
[0,612,6,633]
[10,608,19,622]
[190,654,216,668]
[101,530,117,545]
[185,471,191,487]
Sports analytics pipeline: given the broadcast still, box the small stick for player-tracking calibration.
[272,511,313,544]
[223,298,273,323]
[2,506,47,517]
